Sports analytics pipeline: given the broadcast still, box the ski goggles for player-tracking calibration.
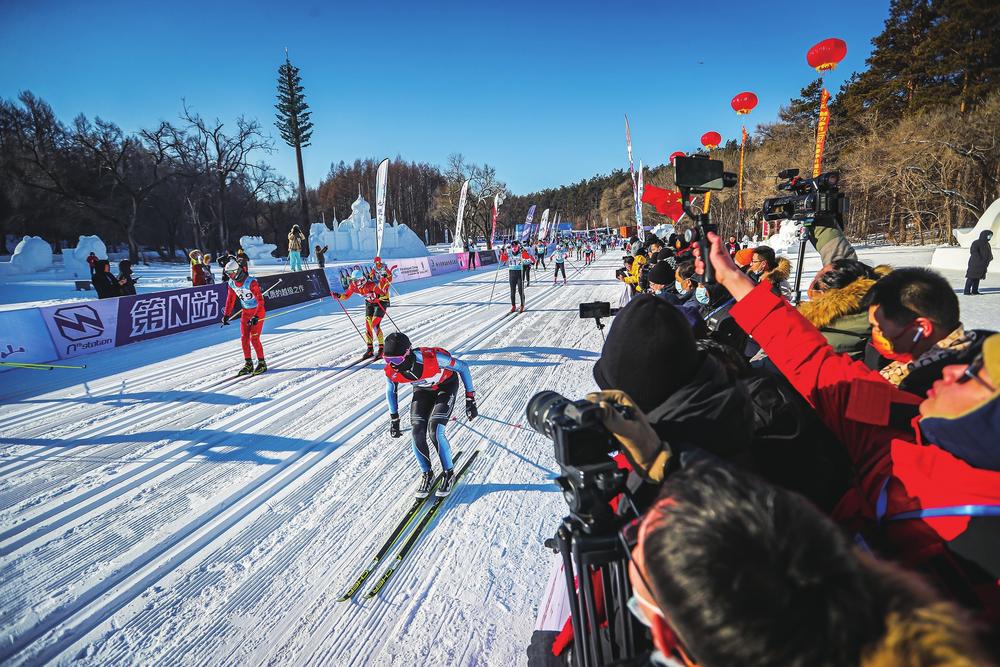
[384,349,410,365]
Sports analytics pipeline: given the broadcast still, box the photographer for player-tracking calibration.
[117,259,137,296]
[628,460,992,667]
[693,231,1000,633]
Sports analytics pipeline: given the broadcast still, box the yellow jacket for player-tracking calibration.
[624,255,647,291]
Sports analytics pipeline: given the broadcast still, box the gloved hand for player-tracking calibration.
[389,413,402,438]
[585,390,670,483]
[221,313,231,326]
[248,315,259,327]
[465,391,478,420]
[330,291,341,299]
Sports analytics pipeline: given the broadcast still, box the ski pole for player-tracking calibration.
[0,361,87,370]
[332,294,370,345]
[488,264,502,305]
[374,299,402,331]
[470,413,526,430]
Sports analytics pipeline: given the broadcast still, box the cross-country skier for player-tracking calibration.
[373,256,394,310]
[534,241,547,270]
[331,268,390,359]
[552,243,568,286]
[583,242,595,266]
[499,240,534,312]
[383,332,477,497]
[221,260,267,376]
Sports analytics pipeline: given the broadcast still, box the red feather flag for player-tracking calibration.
[641,184,684,222]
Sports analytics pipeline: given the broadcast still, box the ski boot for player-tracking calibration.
[374,346,384,361]
[436,469,456,497]
[415,471,434,499]
[509,305,517,313]
[361,346,375,360]
[236,359,254,377]
[519,304,525,313]
[253,359,267,375]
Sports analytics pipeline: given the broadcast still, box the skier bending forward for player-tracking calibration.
[383,331,478,498]
[221,260,267,376]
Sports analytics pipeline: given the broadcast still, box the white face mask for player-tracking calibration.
[695,285,710,305]
[675,280,688,295]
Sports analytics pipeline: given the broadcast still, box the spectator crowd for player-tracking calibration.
[542,227,1000,666]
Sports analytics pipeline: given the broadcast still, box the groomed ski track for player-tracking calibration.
[0,254,619,665]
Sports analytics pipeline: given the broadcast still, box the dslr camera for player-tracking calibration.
[762,168,848,229]
[673,155,737,284]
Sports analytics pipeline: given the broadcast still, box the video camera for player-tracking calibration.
[762,168,847,229]
[526,390,646,665]
[673,156,737,285]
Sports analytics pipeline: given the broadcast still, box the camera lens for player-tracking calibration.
[684,228,696,244]
[525,390,569,439]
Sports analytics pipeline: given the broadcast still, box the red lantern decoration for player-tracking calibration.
[669,151,686,164]
[701,132,721,150]
[731,91,758,115]
[806,38,847,72]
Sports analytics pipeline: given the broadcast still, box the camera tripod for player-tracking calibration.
[552,513,642,666]
[790,222,812,305]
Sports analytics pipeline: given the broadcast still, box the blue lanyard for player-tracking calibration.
[876,476,1000,522]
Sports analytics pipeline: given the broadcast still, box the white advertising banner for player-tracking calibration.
[0,308,60,368]
[38,299,119,359]
[392,257,432,283]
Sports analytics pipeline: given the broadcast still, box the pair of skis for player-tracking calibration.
[337,450,480,601]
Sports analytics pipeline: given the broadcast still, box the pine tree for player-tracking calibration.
[276,50,314,230]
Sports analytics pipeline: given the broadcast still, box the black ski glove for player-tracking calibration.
[389,413,402,438]
[465,392,478,420]
[248,315,259,327]
[330,291,341,299]
[221,313,231,325]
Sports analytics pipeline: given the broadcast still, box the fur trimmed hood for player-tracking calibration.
[761,256,791,285]
[797,265,891,329]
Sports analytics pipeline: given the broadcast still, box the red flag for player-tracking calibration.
[641,184,684,221]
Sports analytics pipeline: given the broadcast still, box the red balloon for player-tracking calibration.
[669,151,686,163]
[731,91,758,115]
[807,38,847,72]
[701,132,722,150]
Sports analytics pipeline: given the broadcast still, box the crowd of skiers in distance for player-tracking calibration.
[536,226,1000,666]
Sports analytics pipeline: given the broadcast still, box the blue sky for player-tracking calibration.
[0,0,890,194]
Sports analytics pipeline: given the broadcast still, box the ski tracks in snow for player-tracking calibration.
[0,256,618,665]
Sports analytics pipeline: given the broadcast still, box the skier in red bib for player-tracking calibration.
[382,331,478,498]
[221,260,267,376]
[332,268,391,359]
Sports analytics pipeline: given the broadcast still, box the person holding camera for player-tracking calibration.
[382,332,477,498]
[692,231,1000,634]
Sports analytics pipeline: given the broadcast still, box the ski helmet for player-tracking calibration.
[224,260,244,281]
[350,269,365,282]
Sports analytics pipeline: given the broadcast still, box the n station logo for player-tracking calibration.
[51,305,113,353]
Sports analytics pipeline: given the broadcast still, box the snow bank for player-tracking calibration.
[0,236,53,275]
[64,235,107,278]
[931,246,1000,275]
[239,236,277,260]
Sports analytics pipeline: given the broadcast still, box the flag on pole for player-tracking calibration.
[537,208,550,241]
[490,192,504,247]
[521,205,536,242]
[454,180,469,248]
[636,161,645,241]
[374,158,388,258]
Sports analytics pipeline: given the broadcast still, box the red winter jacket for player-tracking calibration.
[730,282,1000,625]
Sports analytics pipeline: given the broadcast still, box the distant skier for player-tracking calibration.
[499,240,534,312]
[583,242,595,266]
[221,260,267,376]
[552,243,568,286]
[383,332,478,498]
[331,268,390,359]
[534,241,547,270]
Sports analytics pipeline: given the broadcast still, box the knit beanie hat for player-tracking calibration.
[734,248,755,268]
[648,261,674,286]
[593,294,701,413]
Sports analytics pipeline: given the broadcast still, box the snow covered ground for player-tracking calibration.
[0,245,997,666]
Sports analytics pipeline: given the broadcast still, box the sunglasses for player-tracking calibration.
[384,350,410,365]
[957,353,994,391]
